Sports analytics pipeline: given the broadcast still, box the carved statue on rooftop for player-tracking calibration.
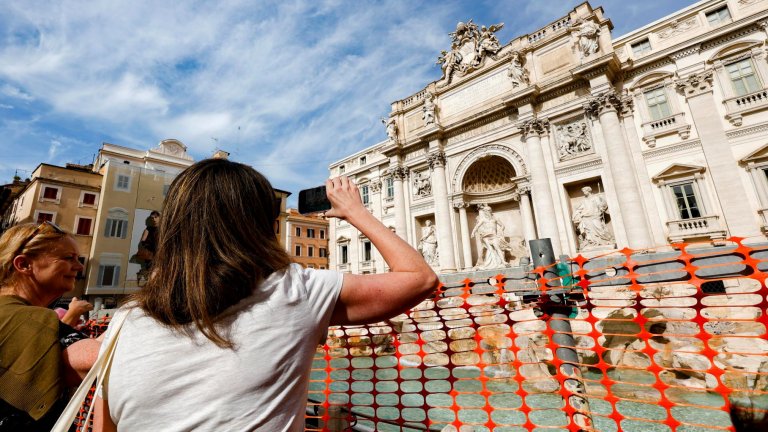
[381,117,397,144]
[573,19,600,58]
[422,92,437,126]
[438,19,505,86]
[508,51,529,88]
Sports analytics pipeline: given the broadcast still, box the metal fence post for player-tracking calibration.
[529,239,593,431]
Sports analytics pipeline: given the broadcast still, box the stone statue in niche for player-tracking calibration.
[471,203,515,269]
[556,121,592,159]
[417,220,439,267]
[507,51,529,88]
[422,92,437,126]
[412,171,432,197]
[572,186,614,250]
[381,117,397,143]
[574,19,600,57]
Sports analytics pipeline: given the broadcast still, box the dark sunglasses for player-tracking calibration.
[15,220,66,256]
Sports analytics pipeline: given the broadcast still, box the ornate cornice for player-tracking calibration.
[726,121,768,139]
[387,165,409,180]
[625,58,675,80]
[583,90,622,119]
[642,139,701,159]
[700,23,762,51]
[553,156,603,176]
[619,92,634,118]
[444,108,515,145]
[427,151,446,170]
[518,118,550,139]
[675,70,714,98]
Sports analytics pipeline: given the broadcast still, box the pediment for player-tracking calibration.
[630,71,674,90]
[708,40,762,63]
[652,163,705,183]
[740,143,768,165]
[151,139,191,160]
[337,236,350,243]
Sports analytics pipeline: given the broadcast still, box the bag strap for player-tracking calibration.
[51,309,130,432]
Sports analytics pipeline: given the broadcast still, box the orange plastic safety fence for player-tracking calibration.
[307,239,768,431]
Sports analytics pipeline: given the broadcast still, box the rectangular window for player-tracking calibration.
[727,59,761,96]
[361,185,369,205]
[295,227,301,237]
[363,241,372,262]
[307,265,315,269]
[115,174,131,191]
[339,165,345,175]
[82,192,97,206]
[319,248,327,258]
[631,39,651,56]
[98,265,120,287]
[295,245,301,256]
[320,229,325,240]
[672,183,701,220]
[340,245,348,264]
[386,177,394,199]
[36,212,54,223]
[104,218,128,238]
[360,156,367,165]
[308,246,314,257]
[75,217,93,236]
[43,186,59,200]
[644,87,672,120]
[307,228,315,238]
[320,266,326,270]
[706,6,731,26]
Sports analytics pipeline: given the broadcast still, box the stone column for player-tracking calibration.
[619,92,667,246]
[388,166,409,240]
[519,118,562,255]
[676,71,760,237]
[584,91,653,249]
[515,185,537,244]
[454,201,473,270]
[747,163,768,207]
[428,151,457,271]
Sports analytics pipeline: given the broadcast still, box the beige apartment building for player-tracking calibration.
[330,0,768,274]
[4,163,102,295]
[285,209,330,269]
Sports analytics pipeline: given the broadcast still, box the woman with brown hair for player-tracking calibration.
[94,158,438,431]
[0,222,102,431]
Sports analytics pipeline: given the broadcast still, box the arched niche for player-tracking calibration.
[451,144,527,194]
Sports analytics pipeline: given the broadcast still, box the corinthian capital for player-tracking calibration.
[518,118,550,139]
[675,70,714,98]
[369,179,382,193]
[387,165,409,180]
[427,151,446,170]
[619,92,634,117]
[583,90,622,119]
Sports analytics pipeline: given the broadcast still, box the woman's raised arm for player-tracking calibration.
[325,176,439,326]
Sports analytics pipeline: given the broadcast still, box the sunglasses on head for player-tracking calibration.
[15,220,66,256]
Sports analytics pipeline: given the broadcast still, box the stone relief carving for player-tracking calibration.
[572,19,600,58]
[382,117,398,143]
[417,220,439,267]
[422,92,437,126]
[369,180,382,194]
[658,17,698,40]
[412,171,432,197]
[471,204,524,269]
[437,20,504,86]
[556,119,592,160]
[507,51,530,88]
[572,186,614,250]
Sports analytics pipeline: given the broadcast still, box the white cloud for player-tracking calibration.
[0,83,34,101]
[47,139,61,160]
[0,103,12,109]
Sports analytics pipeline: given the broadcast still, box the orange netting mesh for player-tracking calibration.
[307,239,768,431]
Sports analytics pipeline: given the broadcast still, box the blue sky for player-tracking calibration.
[0,0,696,206]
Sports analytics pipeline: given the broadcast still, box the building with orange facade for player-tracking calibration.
[285,208,329,269]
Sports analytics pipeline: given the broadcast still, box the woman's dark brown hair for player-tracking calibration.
[135,158,292,348]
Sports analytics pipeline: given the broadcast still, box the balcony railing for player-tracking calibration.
[666,215,727,243]
[641,112,690,147]
[724,88,768,126]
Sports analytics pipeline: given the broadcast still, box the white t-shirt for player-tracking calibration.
[99,264,343,431]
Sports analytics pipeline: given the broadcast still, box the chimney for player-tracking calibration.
[212,150,230,160]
